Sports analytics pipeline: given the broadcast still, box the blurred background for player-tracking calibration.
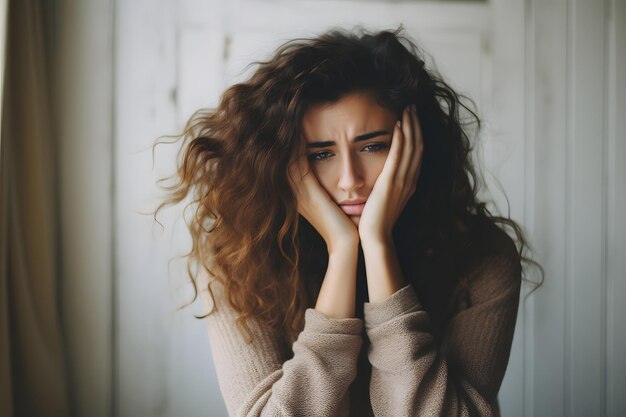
[1,0,624,416]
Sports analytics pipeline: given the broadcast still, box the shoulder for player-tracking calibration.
[465,219,522,303]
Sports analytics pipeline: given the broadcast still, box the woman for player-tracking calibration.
[156,26,539,416]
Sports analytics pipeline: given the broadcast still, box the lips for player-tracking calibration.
[339,199,366,216]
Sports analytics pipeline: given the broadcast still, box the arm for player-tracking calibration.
[315,241,359,319]
[200,119,362,415]
[289,130,361,320]
[358,103,422,303]
[200,270,363,417]
[363,246,522,416]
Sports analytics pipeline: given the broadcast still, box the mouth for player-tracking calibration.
[339,201,366,216]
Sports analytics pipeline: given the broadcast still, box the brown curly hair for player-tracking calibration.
[154,25,542,344]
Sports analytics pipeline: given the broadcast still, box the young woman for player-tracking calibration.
[157,26,539,417]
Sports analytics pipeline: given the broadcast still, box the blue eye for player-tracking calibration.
[362,143,388,153]
[308,151,334,161]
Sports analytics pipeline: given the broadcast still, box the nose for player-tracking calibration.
[337,153,365,192]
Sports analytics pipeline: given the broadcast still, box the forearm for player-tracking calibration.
[363,247,523,416]
[361,237,405,303]
[201,273,362,417]
[315,240,359,319]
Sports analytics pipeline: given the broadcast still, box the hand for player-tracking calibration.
[288,138,359,253]
[358,104,424,243]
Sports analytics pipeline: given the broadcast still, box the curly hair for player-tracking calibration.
[154,25,542,344]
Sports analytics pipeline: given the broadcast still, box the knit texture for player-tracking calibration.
[201,241,522,416]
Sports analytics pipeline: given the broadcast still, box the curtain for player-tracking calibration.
[0,0,71,415]
[1,0,6,155]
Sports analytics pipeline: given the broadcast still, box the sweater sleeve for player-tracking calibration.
[200,274,364,417]
[363,249,522,417]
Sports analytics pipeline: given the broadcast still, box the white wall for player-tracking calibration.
[115,1,526,416]
[57,0,626,416]
[528,1,626,416]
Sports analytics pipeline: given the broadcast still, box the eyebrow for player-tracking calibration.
[306,130,391,149]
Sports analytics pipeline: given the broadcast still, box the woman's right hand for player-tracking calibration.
[288,138,359,253]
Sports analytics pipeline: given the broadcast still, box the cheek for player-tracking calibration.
[310,164,335,194]
[364,157,387,187]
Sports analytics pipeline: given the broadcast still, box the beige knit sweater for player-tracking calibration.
[200,246,522,416]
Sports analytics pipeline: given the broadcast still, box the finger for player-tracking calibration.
[407,106,424,190]
[397,105,414,186]
[287,153,303,191]
[379,118,404,182]
[288,137,310,214]
[287,158,298,189]
[292,136,309,180]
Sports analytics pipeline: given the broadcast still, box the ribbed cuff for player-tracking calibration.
[363,284,422,330]
[303,308,364,335]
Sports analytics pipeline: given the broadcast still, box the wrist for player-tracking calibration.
[327,235,360,257]
[361,238,405,303]
[359,232,393,250]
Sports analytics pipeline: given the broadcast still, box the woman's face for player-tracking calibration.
[301,91,397,226]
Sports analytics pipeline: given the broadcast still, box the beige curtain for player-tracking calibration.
[0,0,71,416]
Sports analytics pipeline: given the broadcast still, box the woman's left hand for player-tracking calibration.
[358,104,424,244]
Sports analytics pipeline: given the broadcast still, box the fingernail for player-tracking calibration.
[396,120,401,128]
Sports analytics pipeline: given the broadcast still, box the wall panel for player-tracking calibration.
[529,0,625,416]
[568,2,607,415]
[529,2,568,414]
[606,1,626,416]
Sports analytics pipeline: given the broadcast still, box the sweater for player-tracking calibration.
[200,238,522,416]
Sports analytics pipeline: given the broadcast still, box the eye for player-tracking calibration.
[362,143,388,153]
[308,151,334,161]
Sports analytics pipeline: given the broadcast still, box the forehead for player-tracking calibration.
[301,92,394,138]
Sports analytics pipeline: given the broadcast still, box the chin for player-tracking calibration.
[350,215,360,226]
